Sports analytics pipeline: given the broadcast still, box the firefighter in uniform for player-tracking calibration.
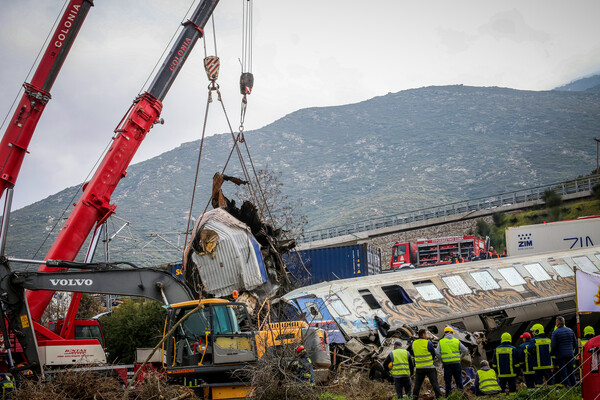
[492,332,519,393]
[580,326,595,355]
[383,340,414,398]
[0,373,13,399]
[531,323,553,386]
[436,326,468,396]
[290,345,315,385]
[409,328,442,399]
[518,332,536,389]
[473,360,501,396]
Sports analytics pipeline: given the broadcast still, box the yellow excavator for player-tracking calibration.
[163,298,328,400]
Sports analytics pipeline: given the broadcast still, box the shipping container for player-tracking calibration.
[506,216,600,257]
[283,244,381,287]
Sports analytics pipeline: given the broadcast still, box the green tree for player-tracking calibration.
[475,219,490,237]
[492,212,506,226]
[101,298,166,364]
[75,293,103,319]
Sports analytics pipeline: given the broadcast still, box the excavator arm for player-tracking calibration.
[0,257,195,376]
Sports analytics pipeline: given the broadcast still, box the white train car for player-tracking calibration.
[282,246,600,344]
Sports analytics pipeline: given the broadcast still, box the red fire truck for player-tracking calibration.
[390,235,487,269]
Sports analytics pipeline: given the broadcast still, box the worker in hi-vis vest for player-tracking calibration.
[492,332,519,393]
[473,360,501,396]
[384,340,414,398]
[436,326,468,396]
[531,323,553,386]
[409,328,442,399]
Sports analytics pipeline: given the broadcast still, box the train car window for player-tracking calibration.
[326,294,351,316]
[524,263,551,281]
[498,267,526,286]
[470,271,500,290]
[382,285,413,305]
[305,302,324,320]
[441,276,471,295]
[413,280,444,300]
[552,263,574,278]
[573,256,599,273]
[358,289,382,309]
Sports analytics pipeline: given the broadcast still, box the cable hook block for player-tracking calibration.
[240,72,254,95]
[204,56,220,82]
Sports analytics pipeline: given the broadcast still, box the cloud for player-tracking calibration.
[478,9,550,44]
[437,28,477,54]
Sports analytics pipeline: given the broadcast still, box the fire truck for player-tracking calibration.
[390,235,487,269]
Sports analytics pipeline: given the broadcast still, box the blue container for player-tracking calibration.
[169,263,184,280]
[283,244,381,287]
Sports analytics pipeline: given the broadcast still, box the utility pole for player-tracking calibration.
[595,137,600,174]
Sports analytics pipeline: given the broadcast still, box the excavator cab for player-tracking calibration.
[164,299,258,381]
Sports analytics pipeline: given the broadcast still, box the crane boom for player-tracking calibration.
[27,0,221,321]
[0,0,93,196]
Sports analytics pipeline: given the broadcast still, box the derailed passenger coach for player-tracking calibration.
[281,246,600,345]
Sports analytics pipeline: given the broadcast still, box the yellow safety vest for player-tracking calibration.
[477,369,501,394]
[495,347,516,377]
[439,337,461,363]
[412,339,434,368]
[580,339,589,355]
[521,345,535,375]
[534,338,553,370]
[390,348,410,376]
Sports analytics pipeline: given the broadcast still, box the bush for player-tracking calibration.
[11,370,198,400]
[593,183,600,200]
[492,212,506,226]
[101,298,166,364]
[542,189,562,208]
[475,219,490,237]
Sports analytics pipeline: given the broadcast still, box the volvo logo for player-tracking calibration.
[49,279,93,286]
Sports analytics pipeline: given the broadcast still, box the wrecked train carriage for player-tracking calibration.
[182,208,281,312]
[281,246,600,346]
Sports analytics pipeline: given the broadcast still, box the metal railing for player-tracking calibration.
[299,175,600,244]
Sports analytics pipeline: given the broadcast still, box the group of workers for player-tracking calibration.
[383,317,596,399]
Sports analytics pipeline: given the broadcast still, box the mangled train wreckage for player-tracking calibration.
[280,245,600,352]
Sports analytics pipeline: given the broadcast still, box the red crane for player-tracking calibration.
[26,0,221,342]
[0,1,94,197]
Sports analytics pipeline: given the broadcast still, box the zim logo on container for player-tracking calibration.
[517,233,533,249]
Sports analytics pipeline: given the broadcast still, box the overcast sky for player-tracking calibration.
[1,0,599,210]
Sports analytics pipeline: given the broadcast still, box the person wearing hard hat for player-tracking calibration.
[0,373,13,399]
[436,326,468,396]
[518,332,536,389]
[383,340,414,398]
[531,323,553,386]
[409,328,442,399]
[491,332,519,393]
[290,345,315,385]
[472,360,501,396]
[580,326,595,356]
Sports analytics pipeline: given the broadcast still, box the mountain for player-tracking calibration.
[5,85,600,265]
[554,74,600,92]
